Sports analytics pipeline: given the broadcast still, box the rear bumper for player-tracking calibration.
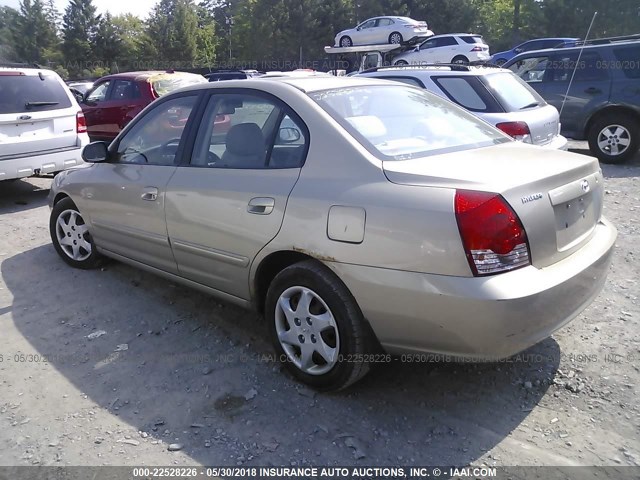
[329,218,616,359]
[0,135,88,180]
[539,134,569,151]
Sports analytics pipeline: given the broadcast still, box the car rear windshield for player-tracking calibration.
[481,72,546,111]
[150,74,207,96]
[460,35,483,44]
[0,73,72,114]
[309,85,509,161]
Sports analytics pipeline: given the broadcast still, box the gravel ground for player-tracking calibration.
[0,142,638,468]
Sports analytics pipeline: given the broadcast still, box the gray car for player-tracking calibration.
[357,65,568,149]
[504,38,640,163]
[48,77,616,390]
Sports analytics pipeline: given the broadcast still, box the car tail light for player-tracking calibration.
[0,71,25,76]
[470,46,483,52]
[76,111,87,134]
[496,121,532,143]
[455,190,531,276]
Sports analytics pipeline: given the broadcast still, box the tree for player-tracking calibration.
[93,13,121,71]
[0,7,19,62]
[12,0,58,64]
[62,0,100,76]
[195,2,217,67]
[147,0,199,67]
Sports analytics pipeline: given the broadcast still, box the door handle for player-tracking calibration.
[584,87,602,95]
[141,187,159,201]
[247,197,275,215]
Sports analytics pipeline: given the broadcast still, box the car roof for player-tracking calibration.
[506,38,640,64]
[0,66,57,76]
[97,71,203,82]
[168,76,396,95]
[360,65,511,77]
[429,33,481,38]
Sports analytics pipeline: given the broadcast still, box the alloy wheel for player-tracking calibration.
[597,124,631,157]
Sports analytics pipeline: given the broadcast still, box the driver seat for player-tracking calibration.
[221,123,266,168]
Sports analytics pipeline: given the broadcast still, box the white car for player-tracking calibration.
[0,66,89,181]
[393,33,490,65]
[358,65,568,150]
[334,16,432,47]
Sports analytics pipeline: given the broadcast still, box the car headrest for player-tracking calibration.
[226,123,265,156]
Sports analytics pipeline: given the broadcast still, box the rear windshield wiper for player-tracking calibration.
[520,101,540,110]
[25,101,59,109]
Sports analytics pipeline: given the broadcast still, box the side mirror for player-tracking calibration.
[278,127,301,143]
[414,46,420,52]
[356,26,361,31]
[82,141,109,163]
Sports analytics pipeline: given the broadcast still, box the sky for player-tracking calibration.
[0,0,157,18]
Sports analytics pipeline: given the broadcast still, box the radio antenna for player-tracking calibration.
[560,11,598,117]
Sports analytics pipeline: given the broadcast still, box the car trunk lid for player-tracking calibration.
[0,109,78,159]
[383,143,603,269]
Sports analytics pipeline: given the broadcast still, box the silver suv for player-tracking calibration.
[358,64,568,150]
[0,66,89,181]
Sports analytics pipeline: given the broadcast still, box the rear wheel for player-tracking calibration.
[340,36,353,47]
[389,32,403,44]
[394,60,409,66]
[265,260,374,391]
[50,197,102,269]
[452,55,469,64]
[588,113,639,164]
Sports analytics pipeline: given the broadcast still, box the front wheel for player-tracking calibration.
[394,60,409,66]
[588,113,639,164]
[389,32,403,44]
[265,260,374,391]
[50,197,102,269]
[340,36,353,47]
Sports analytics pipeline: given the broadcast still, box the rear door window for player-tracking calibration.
[545,52,608,83]
[432,76,500,112]
[509,56,549,83]
[613,46,640,79]
[460,36,483,44]
[0,73,72,114]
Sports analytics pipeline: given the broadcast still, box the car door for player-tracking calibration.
[100,79,144,139]
[82,80,111,140]
[418,36,458,62]
[83,93,200,273]
[355,19,378,44]
[513,51,610,136]
[165,91,308,300]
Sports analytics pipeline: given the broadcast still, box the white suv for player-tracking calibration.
[0,66,88,181]
[393,33,490,65]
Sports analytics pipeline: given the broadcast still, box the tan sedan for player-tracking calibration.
[48,77,616,390]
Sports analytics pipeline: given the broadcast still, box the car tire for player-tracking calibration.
[389,32,403,44]
[340,36,353,47]
[452,55,469,64]
[265,260,374,391]
[50,197,102,269]
[588,113,639,164]
[394,60,409,66]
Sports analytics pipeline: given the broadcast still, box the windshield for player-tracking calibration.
[309,85,509,161]
[0,74,72,114]
[150,73,207,97]
[482,72,546,111]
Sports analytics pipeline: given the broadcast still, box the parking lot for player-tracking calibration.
[0,142,638,468]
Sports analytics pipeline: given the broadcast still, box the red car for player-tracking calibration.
[80,71,231,142]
